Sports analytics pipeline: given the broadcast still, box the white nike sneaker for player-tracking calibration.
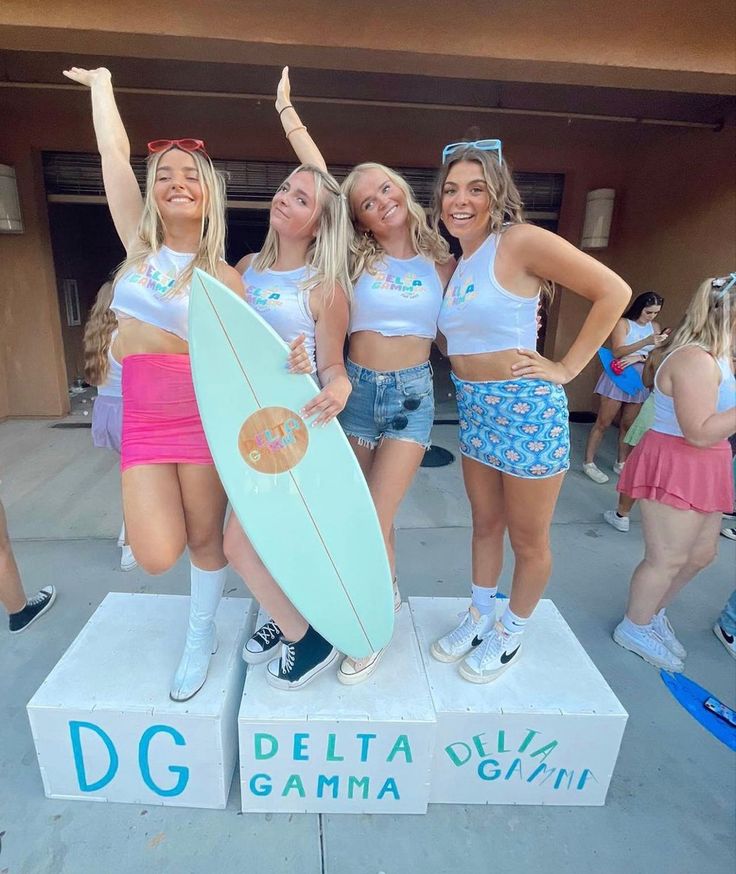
[651,610,687,659]
[459,621,523,683]
[613,620,684,671]
[430,606,495,663]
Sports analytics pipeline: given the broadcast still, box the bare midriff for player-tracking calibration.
[450,349,532,382]
[111,315,189,359]
[348,331,432,372]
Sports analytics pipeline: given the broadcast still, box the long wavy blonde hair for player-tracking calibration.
[653,275,735,365]
[432,145,553,301]
[254,164,352,301]
[342,163,450,282]
[83,281,117,386]
[111,147,227,297]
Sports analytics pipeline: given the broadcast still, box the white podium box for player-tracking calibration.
[238,605,437,814]
[409,597,628,806]
[27,593,254,809]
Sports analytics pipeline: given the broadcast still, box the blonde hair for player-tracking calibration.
[432,146,553,301]
[112,147,227,297]
[254,164,352,301]
[342,163,450,282]
[654,276,735,365]
[83,281,117,386]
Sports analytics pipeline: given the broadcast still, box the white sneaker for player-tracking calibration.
[713,623,736,660]
[583,462,609,484]
[393,578,401,613]
[651,610,687,659]
[120,545,138,571]
[430,606,495,663]
[720,528,736,541]
[603,510,630,532]
[613,620,684,671]
[338,648,386,685]
[613,461,625,475]
[459,621,523,683]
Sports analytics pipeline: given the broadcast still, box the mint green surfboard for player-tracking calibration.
[189,269,394,658]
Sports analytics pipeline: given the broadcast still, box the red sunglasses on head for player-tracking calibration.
[147,138,209,157]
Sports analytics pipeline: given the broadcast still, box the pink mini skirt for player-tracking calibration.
[618,429,734,513]
[120,354,213,472]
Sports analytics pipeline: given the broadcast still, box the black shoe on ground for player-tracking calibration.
[266,625,339,690]
[9,586,57,634]
[243,618,283,664]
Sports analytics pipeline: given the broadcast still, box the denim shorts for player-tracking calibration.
[453,374,570,478]
[339,359,434,450]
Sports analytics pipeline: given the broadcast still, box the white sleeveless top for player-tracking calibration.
[437,233,539,355]
[242,262,317,370]
[98,331,122,398]
[111,246,193,341]
[624,319,656,357]
[653,345,736,437]
[349,253,444,339]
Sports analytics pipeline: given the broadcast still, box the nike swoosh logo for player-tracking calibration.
[723,628,735,644]
[471,636,483,647]
[500,646,520,664]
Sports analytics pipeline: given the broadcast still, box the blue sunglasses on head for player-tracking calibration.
[712,273,736,299]
[441,139,503,165]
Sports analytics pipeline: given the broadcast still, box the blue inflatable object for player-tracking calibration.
[660,671,736,751]
[597,348,645,395]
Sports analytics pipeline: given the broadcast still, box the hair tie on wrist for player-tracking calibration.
[286,125,307,139]
[279,105,294,117]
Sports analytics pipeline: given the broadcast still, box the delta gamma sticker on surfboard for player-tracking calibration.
[188,268,394,659]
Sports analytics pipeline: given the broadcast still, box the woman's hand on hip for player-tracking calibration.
[511,349,573,385]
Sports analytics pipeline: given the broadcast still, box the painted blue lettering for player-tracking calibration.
[356,733,377,763]
[317,775,340,799]
[293,733,309,761]
[249,773,272,796]
[138,725,189,797]
[69,721,119,793]
[376,777,400,800]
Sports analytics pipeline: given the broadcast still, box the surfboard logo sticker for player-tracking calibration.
[238,406,309,474]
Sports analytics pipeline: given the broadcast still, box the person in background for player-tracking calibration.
[613,275,736,671]
[1,498,56,633]
[83,281,137,571]
[583,291,666,484]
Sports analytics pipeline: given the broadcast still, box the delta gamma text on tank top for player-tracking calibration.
[111,246,194,341]
[349,253,443,339]
[242,261,317,369]
[437,233,539,355]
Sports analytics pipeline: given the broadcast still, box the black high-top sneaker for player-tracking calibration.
[242,619,283,665]
[266,625,339,690]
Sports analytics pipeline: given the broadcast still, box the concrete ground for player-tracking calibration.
[1,404,734,874]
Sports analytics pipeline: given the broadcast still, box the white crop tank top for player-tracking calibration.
[111,246,194,341]
[653,344,736,437]
[98,330,122,398]
[349,253,444,339]
[437,233,539,355]
[624,319,656,357]
[242,261,317,370]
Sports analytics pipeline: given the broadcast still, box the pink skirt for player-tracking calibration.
[120,354,213,472]
[618,429,734,513]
